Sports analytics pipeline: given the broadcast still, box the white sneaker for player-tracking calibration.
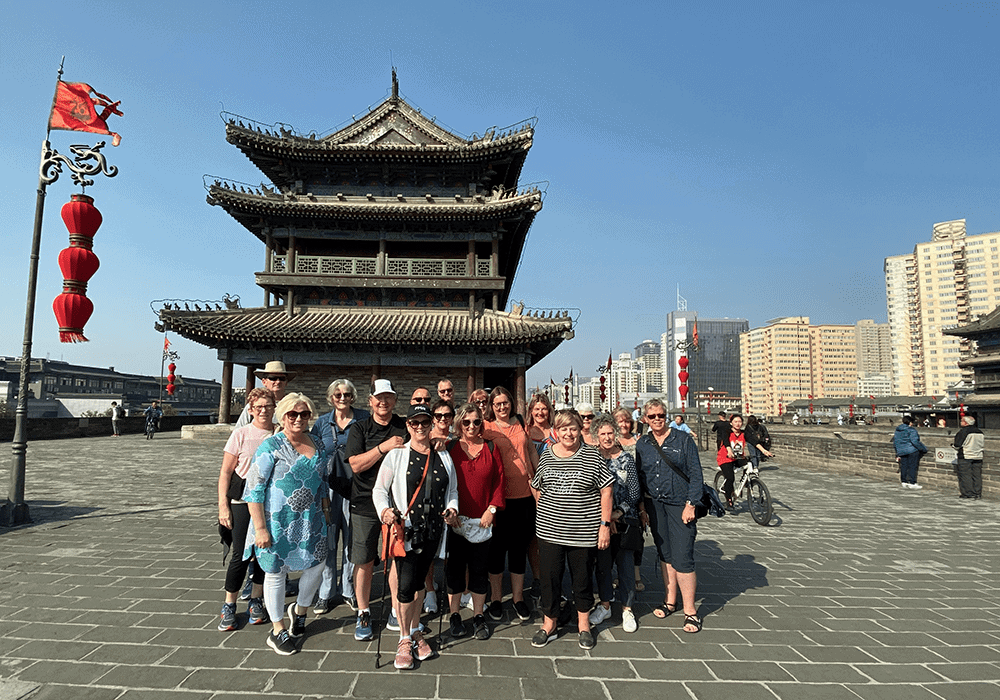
[588,604,612,626]
[622,608,637,633]
[901,482,912,489]
[461,592,474,611]
[909,483,923,490]
[423,589,438,614]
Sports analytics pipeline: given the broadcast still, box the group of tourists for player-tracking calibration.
[215,362,706,667]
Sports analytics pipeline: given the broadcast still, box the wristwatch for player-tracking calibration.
[488,505,497,514]
[601,520,611,527]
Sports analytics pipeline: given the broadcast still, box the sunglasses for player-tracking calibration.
[580,414,595,420]
[333,392,353,400]
[434,412,454,421]
[408,420,431,428]
[252,404,275,411]
[285,410,312,421]
[462,419,483,427]
[412,396,430,404]
[474,399,488,405]
[263,375,288,382]
[646,413,666,420]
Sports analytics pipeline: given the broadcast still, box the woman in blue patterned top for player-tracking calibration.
[245,392,329,656]
[588,415,643,633]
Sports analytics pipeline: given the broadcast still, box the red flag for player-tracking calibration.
[49,81,123,146]
[550,377,555,386]
[692,319,699,348]
[163,336,171,351]
[605,351,612,371]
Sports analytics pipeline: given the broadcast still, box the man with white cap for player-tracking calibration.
[235,361,295,427]
[345,379,407,640]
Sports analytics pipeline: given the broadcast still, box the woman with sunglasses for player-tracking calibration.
[373,404,459,670]
[634,398,704,634]
[530,409,613,650]
[612,406,646,592]
[484,385,539,622]
[430,399,455,440]
[244,393,329,655]
[527,394,557,457]
[216,388,277,632]
[575,402,599,446]
[445,403,505,640]
[310,379,369,614]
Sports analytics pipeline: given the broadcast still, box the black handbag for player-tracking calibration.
[650,435,725,519]
[616,516,645,551]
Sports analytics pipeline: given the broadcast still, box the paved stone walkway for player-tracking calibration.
[1,432,998,699]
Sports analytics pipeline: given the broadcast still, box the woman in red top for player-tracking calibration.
[446,403,505,640]
[717,414,748,509]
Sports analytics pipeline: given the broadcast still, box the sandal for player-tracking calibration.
[682,614,702,633]
[652,602,679,619]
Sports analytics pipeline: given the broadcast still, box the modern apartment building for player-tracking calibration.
[740,316,859,416]
[884,219,1000,397]
[661,311,747,410]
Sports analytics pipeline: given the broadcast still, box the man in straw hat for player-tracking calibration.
[235,361,296,427]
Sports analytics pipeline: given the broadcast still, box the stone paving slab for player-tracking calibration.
[1,431,999,698]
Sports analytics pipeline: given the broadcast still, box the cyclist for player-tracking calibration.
[717,414,748,509]
[743,415,774,469]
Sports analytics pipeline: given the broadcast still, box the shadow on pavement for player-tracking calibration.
[695,539,769,617]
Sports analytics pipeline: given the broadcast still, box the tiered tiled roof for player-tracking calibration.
[160,306,573,347]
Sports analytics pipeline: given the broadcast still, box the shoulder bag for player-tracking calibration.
[650,435,725,519]
[381,451,431,560]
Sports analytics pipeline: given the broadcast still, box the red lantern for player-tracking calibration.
[678,356,689,369]
[53,194,102,343]
[678,370,689,383]
[53,288,94,343]
[678,385,689,398]
[167,362,177,396]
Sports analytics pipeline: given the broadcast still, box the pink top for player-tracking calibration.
[484,421,533,499]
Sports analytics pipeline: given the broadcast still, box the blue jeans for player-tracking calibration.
[898,452,922,485]
[595,534,636,608]
[318,491,354,600]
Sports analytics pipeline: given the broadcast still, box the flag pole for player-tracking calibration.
[3,58,118,527]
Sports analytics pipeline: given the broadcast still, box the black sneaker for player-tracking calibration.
[314,597,334,615]
[473,614,490,640]
[557,599,575,627]
[487,600,503,621]
[286,602,306,638]
[247,597,269,625]
[267,628,299,656]
[578,630,595,650]
[285,578,299,598]
[531,628,556,647]
[449,612,467,638]
[513,600,531,621]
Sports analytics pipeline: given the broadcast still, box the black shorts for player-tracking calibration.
[350,509,381,565]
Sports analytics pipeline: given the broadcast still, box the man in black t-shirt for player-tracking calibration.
[711,411,730,450]
[344,379,406,640]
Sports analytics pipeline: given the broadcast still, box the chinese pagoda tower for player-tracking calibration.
[160,72,573,419]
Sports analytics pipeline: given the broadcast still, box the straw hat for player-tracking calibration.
[253,360,296,381]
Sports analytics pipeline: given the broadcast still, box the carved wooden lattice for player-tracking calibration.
[444,260,466,276]
[477,258,491,277]
[271,256,287,272]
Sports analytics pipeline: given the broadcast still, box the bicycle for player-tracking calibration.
[714,460,773,525]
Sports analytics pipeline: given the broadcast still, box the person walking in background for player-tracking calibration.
[893,415,928,490]
[143,400,162,440]
[711,411,729,449]
[111,401,122,437]
[673,415,692,434]
[953,415,984,499]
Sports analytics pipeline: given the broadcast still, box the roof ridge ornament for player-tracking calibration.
[391,68,398,102]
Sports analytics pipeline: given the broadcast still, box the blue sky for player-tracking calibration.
[3,1,1000,388]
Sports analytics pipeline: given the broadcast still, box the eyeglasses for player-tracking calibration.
[580,414,594,420]
[252,403,275,411]
[333,392,353,400]
[433,412,454,421]
[263,375,287,382]
[646,413,666,420]
[492,400,511,408]
[462,419,483,427]
[474,399,488,405]
[408,420,431,429]
[412,396,430,404]
[285,410,312,421]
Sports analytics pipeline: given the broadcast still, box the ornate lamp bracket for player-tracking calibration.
[40,140,118,188]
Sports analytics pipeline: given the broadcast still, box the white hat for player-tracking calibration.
[254,360,296,381]
[372,378,395,395]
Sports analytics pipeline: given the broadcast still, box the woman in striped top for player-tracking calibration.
[529,409,613,650]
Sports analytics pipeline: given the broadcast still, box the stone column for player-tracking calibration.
[219,360,233,424]
[245,365,255,399]
[515,359,526,418]
[467,366,476,401]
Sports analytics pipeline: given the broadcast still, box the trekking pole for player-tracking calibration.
[437,578,445,651]
[374,554,392,668]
